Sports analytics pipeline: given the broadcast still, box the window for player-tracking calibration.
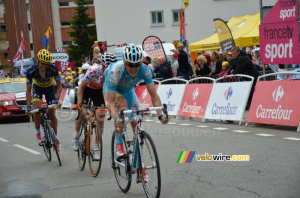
[26,3,29,11]
[86,1,94,5]
[59,2,69,7]
[61,22,70,26]
[172,9,184,23]
[30,43,33,51]
[151,11,163,25]
[28,24,31,31]
[1,25,5,32]
[63,41,72,46]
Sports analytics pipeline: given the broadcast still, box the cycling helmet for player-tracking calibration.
[101,53,118,66]
[123,44,143,67]
[82,63,90,70]
[37,49,52,64]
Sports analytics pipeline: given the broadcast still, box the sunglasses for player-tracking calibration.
[125,61,142,67]
[40,62,49,66]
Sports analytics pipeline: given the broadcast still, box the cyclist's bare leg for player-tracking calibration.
[96,110,106,136]
[48,108,57,132]
[75,108,87,132]
[32,101,42,128]
[114,96,128,135]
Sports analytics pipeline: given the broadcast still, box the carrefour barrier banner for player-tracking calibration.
[155,84,186,116]
[178,84,213,118]
[247,81,300,127]
[135,85,158,109]
[204,82,252,121]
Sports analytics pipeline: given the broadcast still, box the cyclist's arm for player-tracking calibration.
[146,83,163,116]
[77,80,88,105]
[55,80,62,100]
[26,84,32,107]
[106,91,118,120]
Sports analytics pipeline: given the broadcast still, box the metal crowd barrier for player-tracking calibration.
[258,72,300,81]
[188,77,215,84]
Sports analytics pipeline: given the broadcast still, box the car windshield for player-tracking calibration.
[0,82,26,93]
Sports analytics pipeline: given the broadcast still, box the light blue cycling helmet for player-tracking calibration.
[123,44,143,67]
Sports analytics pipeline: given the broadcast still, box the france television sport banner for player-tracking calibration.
[247,81,300,127]
[178,84,213,118]
[204,82,252,121]
[135,85,159,109]
[155,84,186,116]
[142,36,166,59]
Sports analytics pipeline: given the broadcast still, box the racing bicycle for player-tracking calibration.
[30,104,62,166]
[76,101,104,177]
[111,104,168,198]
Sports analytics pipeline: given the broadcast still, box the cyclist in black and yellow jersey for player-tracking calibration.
[26,49,62,150]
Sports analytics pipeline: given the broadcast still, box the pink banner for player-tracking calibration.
[247,81,300,127]
[260,21,300,64]
[262,0,298,24]
[135,85,158,109]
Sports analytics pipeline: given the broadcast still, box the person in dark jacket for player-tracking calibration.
[154,57,173,80]
[171,43,192,80]
[229,47,260,109]
[192,55,211,77]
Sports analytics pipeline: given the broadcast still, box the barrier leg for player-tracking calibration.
[202,118,205,123]
[297,121,300,133]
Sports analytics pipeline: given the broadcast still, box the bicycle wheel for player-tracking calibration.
[111,131,131,193]
[77,123,87,171]
[42,123,51,161]
[47,121,62,166]
[138,131,161,198]
[87,124,102,177]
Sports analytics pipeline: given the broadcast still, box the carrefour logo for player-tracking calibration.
[224,87,233,100]
[192,88,199,100]
[142,89,148,99]
[272,85,284,102]
[166,88,173,99]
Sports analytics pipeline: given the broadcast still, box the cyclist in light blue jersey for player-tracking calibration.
[103,44,168,158]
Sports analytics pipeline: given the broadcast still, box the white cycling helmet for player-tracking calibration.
[101,53,118,66]
[123,44,143,66]
[82,63,90,70]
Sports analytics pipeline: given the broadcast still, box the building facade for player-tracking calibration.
[1,0,95,74]
[94,0,276,48]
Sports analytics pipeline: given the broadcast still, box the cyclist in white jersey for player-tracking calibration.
[78,63,90,86]
[72,64,106,160]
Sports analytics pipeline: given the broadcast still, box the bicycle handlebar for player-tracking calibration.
[118,104,169,120]
[30,104,57,114]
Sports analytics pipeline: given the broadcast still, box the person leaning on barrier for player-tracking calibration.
[171,43,193,80]
[192,55,211,78]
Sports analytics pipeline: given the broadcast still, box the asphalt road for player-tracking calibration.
[0,109,300,198]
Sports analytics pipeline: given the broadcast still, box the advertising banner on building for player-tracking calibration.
[204,82,252,121]
[177,84,213,118]
[155,84,186,116]
[260,0,300,64]
[247,80,300,127]
[135,85,159,109]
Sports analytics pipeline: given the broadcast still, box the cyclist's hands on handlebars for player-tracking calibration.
[25,106,32,115]
[115,117,123,128]
[159,115,168,124]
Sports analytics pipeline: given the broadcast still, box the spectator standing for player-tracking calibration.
[222,50,228,62]
[171,43,192,80]
[155,57,173,80]
[172,54,179,76]
[209,51,222,78]
[192,55,211,77]
[153,57,160,79]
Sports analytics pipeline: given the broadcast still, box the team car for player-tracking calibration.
[0,78,46,119]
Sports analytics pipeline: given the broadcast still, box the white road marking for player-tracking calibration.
[255,134,275,137]
[178,124,192,126]
[196,125,209,128]
[13,144,41,155]
[282,137,300,141]
[155,121,161,123]
[146,119,154,122]
[213,127,228,130]
[0,137,9,142]
[168,122,177,125]
[232,130,250,133]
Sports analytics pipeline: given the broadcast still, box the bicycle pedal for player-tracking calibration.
[38,143,43,146]
[127,141,134,145]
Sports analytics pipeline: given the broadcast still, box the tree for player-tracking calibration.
[67,0,97,66]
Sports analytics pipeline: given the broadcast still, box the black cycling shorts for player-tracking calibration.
[82,86,105,108]
[32,84,56,105]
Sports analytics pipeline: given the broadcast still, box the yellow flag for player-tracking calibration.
[182,0,189,9]
[214,18,235,51]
